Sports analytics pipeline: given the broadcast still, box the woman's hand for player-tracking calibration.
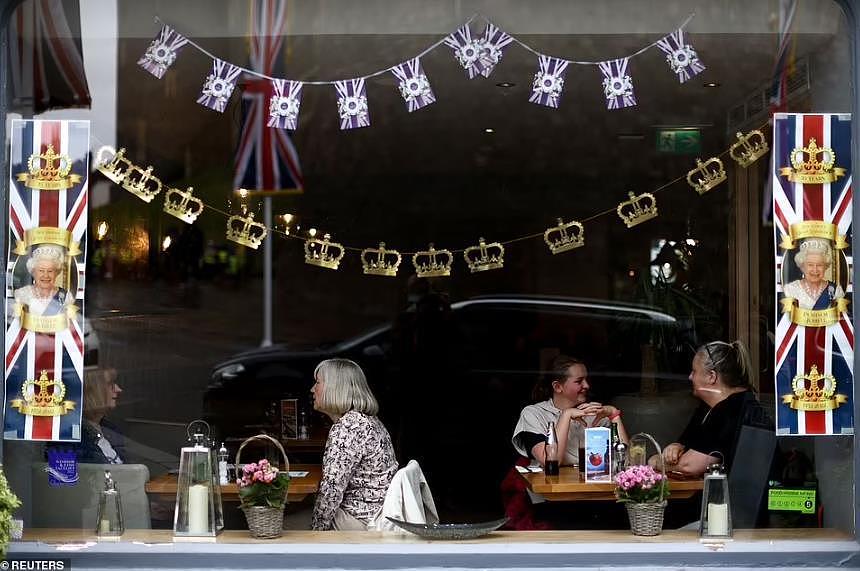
[662,442,686,466]
[564,402,603,426]
[593,404,620,425]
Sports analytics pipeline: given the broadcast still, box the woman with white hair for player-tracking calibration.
[310,359,398,531]
[14,244,74,315]
[783,238,844,310]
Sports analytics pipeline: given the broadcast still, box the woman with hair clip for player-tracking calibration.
[656,340,773,477]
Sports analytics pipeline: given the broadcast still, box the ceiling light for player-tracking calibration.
[704,82,720,88]
[495,82,516,88]
[485,128,494,133]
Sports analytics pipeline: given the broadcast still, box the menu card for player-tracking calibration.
[584,427,612,483]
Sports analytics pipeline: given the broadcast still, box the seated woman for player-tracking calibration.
[656,341,773,476]
[311,358,398,531]
[513,355,628,470]
[782,237,844,310]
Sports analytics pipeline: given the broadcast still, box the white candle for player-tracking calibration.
[707,503,729,536]
[188,483,210,535]
[98,518,110,534]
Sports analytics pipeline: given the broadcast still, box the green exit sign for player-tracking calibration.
[768,488,816,514]
[656,129,701,154]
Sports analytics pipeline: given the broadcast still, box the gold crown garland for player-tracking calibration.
[94,125,770,276]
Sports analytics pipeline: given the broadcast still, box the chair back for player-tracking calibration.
[370,459,438,532]
[728,425,777,528]
[30,463,151,529]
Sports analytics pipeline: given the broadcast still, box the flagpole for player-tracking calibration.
[262,196,273,347]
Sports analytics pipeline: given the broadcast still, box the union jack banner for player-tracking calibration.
[197,58,241,113]
[599,58,636,110]
[444,24,486,79]
[4,120,89,442]
[137,24,189,80]
[335,79,371,130]
[656,29,705,84]
[476,22,513,78]
[529,55,569,109]
[391,58,435,113]
[773,113,854,436]
[234,0,304,193]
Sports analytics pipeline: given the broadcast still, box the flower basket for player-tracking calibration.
[236,434,290,539]
[615,433,669,537]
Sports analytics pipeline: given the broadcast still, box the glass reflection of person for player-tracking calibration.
[14,245,74,315]
[783,238,844,310]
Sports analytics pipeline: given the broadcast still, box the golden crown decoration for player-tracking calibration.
[686,157,726,195]
[16,144,81,191]
[163,186,204,224]
[616,191,658,228]
[779,137,847,184]
[226,211,267,249]
[464,237,505,273]
[10,371,75,417]
[729,130,769,167]
[544,218,585,254]
[412,244,453,278]
[120,164,163,203]
[784,364,849,412]
[361,242,402,277]
[304,233,345,270]
[95,146,133,184]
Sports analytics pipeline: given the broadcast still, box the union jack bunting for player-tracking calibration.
[529,55,569,108]
[391,58,435,112]
[335,79,371,130]
[599,58,636,110]
[137,24,189,80]
[476,22,513,78]
[444,24,485,79]
[655,29,705,84]
[234,0,303,193]
[773,113,854,436]
[197,59,241,113]
[267,79,303,130]
[7,0,91,113]
[4,120,89,442]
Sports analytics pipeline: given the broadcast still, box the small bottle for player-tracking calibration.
[298,408,309,440]
[545,422,560,476]
[610,422,627,475]
[217,442,229,485]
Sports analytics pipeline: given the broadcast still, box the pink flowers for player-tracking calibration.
[238,458,281,487]
[614,465,669,504]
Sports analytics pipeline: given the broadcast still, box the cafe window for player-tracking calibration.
[0,0,855,547]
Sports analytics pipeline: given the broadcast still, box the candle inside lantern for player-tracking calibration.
[188,483,210,534]
[707,503,729,536]
[98,518,110,534]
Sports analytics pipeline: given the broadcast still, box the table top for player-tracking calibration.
[146,464,321,501]
[519,466,703,501]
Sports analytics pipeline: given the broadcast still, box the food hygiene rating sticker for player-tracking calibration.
[767,488,817,514]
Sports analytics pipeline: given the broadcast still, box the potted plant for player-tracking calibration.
[0,467,21,557]
[236,435,291,539]
[614,464,670,536]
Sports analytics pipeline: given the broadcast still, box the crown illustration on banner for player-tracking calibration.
[616,191,658,228]
[226,211,267,249]
[16,144,81,191]
[361,242,402,276]
[95,146,133,184]
[304,233,345,270]
[121,164,163,203]
[464,238,505,273]
[163,186,204,224]
[729,130,769,168]
[543,218,585,254]
[686,157,726,195]
[9,370,75,417]
[785,364,849,412]
[779,137,847,184]
[412,244,453,277]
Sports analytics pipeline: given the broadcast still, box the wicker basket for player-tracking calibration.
[236,434,290,539]
[624,432,667,536]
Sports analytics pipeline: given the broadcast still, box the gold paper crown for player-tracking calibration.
[412,244,453,277]
[121,165,162,203]
[361,242,401,276]
[163,186,204,224]
[543,218,585,254]
[304,233,345,270]
[226,212,267,249]
[16,144,80,191]
[779,138,846,184]
[464,237,505,273]
[686,157,726,195]
[9,370,75,417]
[784,364,848,412]
[95,146,133,185]
[616,191,658,228]
[729,130,769,167]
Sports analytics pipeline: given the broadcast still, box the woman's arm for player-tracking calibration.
[311,419,367,530]
[659,447,718,477]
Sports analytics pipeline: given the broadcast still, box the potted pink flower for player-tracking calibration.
[237,459,290,538]
[614,464,670,536]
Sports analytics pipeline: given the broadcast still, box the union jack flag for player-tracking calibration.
[4,120,89,442]
[7,0,91,113]
[773,113,853,436]
[233,0,303,193]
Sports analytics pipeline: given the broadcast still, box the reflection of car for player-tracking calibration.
[204,295,709,516]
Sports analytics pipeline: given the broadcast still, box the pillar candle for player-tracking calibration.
[98,518,110,534]
[188,483,210,534]
[707,503,729,536]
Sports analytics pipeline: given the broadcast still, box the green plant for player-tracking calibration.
[0,467,21,557]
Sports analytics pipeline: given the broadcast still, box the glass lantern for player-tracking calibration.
[173,421,224,538]
[95,470,124,538]
[699,462,732,540]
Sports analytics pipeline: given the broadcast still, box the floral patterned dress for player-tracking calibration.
[312,410,398,530]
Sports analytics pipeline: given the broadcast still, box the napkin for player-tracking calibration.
[288,470,309,478]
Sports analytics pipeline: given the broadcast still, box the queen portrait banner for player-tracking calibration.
[4,119,89,442]
[773,113,854,436]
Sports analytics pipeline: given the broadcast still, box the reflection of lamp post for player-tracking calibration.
[96,221,109,241]
[162,236,172,252]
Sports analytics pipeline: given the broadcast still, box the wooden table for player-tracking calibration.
[519,467,703,501]
[146,464,322,502]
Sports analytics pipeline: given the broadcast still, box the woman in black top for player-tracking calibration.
[656,340,772,476]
